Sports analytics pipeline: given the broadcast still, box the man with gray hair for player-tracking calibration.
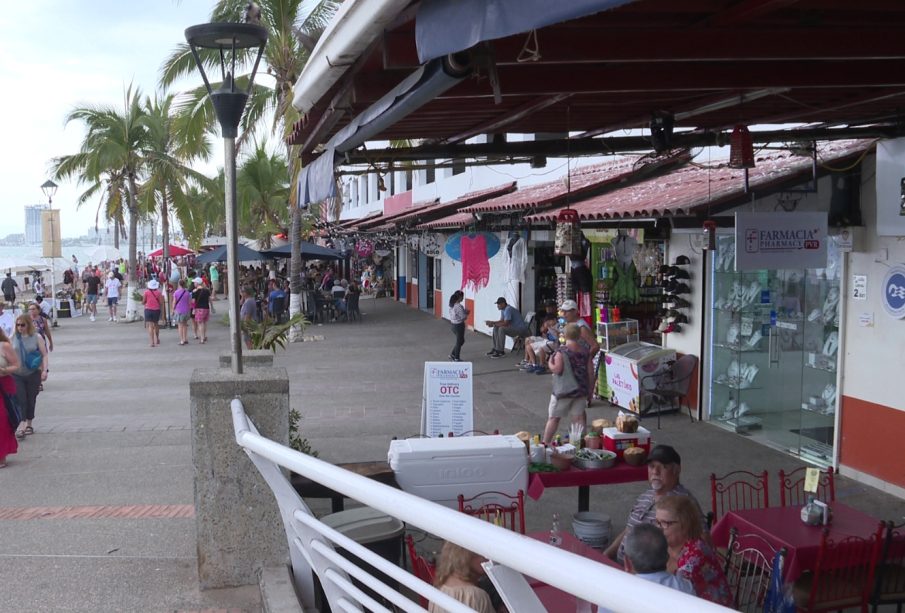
[622,523,694,595]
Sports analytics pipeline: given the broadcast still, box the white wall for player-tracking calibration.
[842,153,905,411]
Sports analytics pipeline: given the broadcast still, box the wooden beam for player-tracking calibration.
[438,94,573,144]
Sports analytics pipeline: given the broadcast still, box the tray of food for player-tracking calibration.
[573,448,617,470]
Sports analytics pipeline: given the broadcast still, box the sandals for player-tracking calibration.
[15,430,25,440]
[24,426,34,435]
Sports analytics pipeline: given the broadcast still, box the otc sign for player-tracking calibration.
[735,212,827,271]
[420,361,474,437]
[881,264,905,319]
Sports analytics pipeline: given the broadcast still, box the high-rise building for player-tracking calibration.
[24,205,44,245]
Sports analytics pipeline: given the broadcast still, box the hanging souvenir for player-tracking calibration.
[461,233,491,291]
[554,209,582,256]
[443,231,501,262]
[355,239,374,258]
[407,233,420,251]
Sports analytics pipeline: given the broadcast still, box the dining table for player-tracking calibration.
[527,462,648,512]
[710,502,885,581]
[526,531,621,613]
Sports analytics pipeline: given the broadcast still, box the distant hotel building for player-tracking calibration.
[24,204,44,245]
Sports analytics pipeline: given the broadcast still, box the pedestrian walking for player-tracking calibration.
[27,303,53,353]
[143,279,164,347]
[0,328,21,468]
[2,273,19,304]
[11,314,48,439]
[448,290,468,362]
[84,267,101,321]
[104,271,122,322]
[192,277,211,344]
[172,279,192,346]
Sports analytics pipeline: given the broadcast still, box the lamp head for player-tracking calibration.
[41,179,58,203]
[185,22,268,138]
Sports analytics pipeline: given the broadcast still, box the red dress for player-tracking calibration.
[0,373,19,459]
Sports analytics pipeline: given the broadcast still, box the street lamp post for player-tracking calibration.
[185,22,267,375]
[40,180,59,327]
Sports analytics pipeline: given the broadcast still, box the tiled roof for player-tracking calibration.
[357,199,438,231]
[460,154,686,214]
[418,211,475,230]
[390,182,516,226]
[528,140,875,222]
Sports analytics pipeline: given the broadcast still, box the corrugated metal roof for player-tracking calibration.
[527,140,875,223]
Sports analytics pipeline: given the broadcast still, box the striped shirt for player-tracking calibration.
[616,483,704,563]
[449,302,468,324]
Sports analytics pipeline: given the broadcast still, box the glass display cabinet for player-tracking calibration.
[708,236,841,466]
[596,319,640,352]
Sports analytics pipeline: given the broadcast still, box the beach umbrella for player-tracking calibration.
[0,257,48,273]
[261,242,342,260]
[88,245,122,261]
[148,244,193,257]
[195,244,264,263]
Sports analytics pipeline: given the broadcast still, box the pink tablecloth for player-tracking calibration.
[710,503,884,580]
[527,462,648,500]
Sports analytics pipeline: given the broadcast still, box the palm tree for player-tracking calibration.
[237,141,289,250]
[52,84,149,283]
[160,0,339,339]
[181,177,226,249]
[138,93,215,268]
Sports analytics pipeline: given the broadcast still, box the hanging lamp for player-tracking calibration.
[729,125,755,168]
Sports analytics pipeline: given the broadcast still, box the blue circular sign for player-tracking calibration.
[882,264,905,319]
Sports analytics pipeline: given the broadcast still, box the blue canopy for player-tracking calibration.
[195,244,265,263]
[261,242,343,261]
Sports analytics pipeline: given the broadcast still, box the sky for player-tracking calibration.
[0,1,215,239]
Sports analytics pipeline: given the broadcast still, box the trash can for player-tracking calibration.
[314,506,405,611]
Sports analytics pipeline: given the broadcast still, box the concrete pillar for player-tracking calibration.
[218,350,273,369]
[190,367,290,589]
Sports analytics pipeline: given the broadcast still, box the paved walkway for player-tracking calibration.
[1,296,901,612]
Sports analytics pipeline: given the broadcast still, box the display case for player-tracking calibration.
[596,319,639,352]
[707,235,841,466]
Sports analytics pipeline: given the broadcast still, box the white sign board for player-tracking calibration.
[852,274,868,300]
[420,361,474,437]
[735,212,828,271]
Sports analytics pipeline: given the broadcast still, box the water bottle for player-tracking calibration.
[549,512,562,547]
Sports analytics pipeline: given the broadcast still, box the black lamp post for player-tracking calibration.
[185,22,267,374]
[40,180,59,327]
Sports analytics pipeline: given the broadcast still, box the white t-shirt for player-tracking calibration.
[105,278,122,298]
[0,311,14,337]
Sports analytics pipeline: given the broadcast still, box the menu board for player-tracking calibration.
[420,361,474,437]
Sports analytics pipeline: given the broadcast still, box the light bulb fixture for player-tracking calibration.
[702,219,718,251]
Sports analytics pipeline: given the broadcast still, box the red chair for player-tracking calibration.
[779,466,835,507]
[457,490,526,534]
[710,470,770,524]
[872,520,905,613]
[793,521,886,613]
[405,534,436,607]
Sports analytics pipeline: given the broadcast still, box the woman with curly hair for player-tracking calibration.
[428,541,494,613]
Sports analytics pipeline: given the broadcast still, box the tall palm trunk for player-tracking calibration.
[288,203,303,341]
[127,174,140,285]
[114,224,120,249]
[161,194,171,323]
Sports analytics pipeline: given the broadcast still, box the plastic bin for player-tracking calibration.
[314,506,404,611]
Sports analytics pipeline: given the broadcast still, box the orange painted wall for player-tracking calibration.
[840,395,905,489]
[434,290,443,318]
[465,298,475,329]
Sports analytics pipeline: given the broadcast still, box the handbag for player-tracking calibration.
[552,349,580,398]
[16,333,43,370]
[4,391,21,429]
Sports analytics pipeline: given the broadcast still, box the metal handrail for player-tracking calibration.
[231,399,732,612]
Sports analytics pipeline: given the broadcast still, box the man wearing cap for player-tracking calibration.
[560,299,599,402]
[605,444,705,564]
[104,271,122,322]
[484,297,530,358]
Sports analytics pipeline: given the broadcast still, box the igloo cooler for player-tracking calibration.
[388,435,528,509]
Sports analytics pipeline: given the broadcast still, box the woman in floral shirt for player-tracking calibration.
[656,495,733,607]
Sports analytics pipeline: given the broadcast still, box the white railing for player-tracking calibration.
[231,399,732,613]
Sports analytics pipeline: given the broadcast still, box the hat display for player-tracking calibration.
[560,299,578,311]
[674,255,691,265]
[647,444,681,465]
[147,279,160,290]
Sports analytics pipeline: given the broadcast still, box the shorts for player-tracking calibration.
[3,294,13,303]
[107,297,119,307]
[530,337,555,354]
[86,294,98,304]
[144,309,161,323]
[547,394,587,420]
[174,313,191,323]
[194,308,210,323]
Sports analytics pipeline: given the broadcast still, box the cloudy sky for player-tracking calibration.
[0,1,215,239]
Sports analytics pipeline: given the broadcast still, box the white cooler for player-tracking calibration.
[388,436,528,509]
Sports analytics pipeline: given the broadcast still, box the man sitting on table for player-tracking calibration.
[484,297,530,358]
[604,445,706,564]
[623,523,694,595]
